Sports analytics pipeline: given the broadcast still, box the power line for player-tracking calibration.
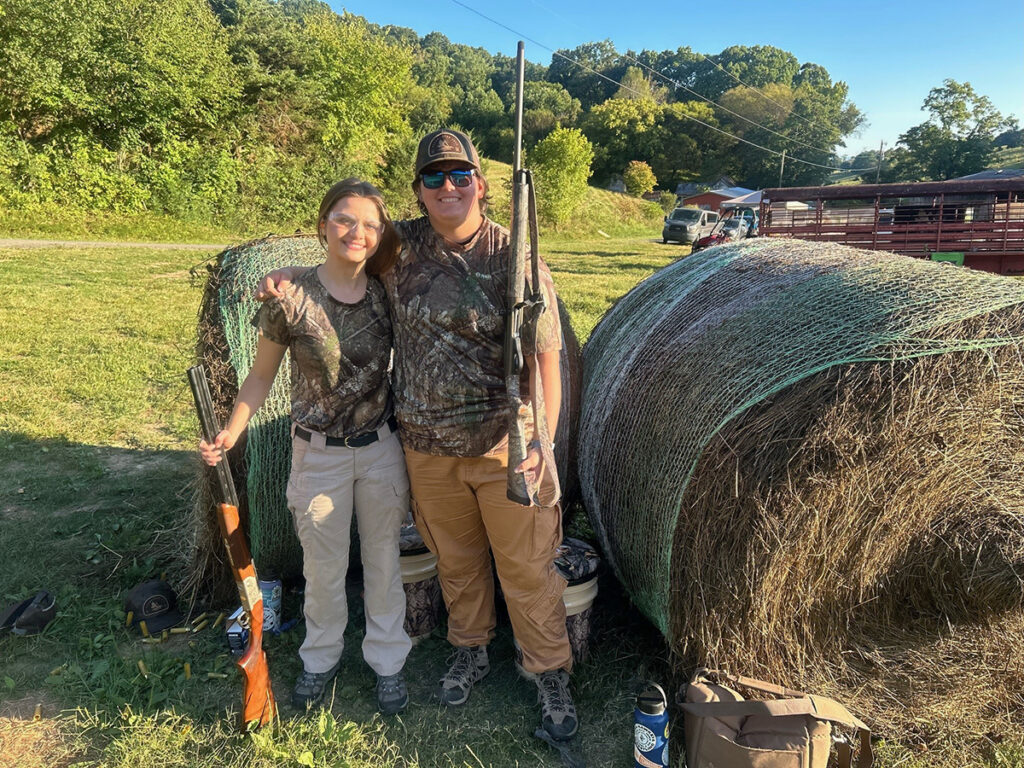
[611,51,842,157]
[522,0,829,144]
[448,0,874,173]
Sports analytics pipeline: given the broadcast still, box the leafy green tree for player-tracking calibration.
[623,160,656,197]
[694,45,799,100]
[994,123,1023,148]
[648,101,731,188]
[531,127,594,225]
[520,81,581,147]
[614,66,667,102]
[581,97,660,184]
[546,40,620,109]
[882,79,1012,181]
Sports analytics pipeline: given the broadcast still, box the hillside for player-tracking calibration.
[479,158,665,238]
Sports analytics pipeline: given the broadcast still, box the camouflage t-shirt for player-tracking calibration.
[384,216,562,456]
[254,268,393,438]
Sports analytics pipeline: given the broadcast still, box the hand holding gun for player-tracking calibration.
[187,365,276,730]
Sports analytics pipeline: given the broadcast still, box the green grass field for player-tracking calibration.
[0,229,999,767]
[0,233,690,767]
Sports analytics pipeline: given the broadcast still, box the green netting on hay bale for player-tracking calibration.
[190,234,583,599]
[579,238,1024,748]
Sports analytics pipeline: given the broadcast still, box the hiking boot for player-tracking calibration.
[376,672,409,715]
[292,661,340,709]
[438,645,489,706]
[536,669,578,740]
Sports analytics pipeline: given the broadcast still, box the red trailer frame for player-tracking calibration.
[758,178,1024,275]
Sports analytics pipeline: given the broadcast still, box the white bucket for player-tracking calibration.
[400,550,438,584]
[400,550,442,643]
[562,577,598,616]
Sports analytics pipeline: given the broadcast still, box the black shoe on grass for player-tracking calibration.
[376,672,409,714]
[292,661,340,709]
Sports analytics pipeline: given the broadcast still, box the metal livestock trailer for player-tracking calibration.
[758,178,1024,274]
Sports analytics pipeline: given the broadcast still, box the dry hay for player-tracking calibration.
[185,234,583,603]
[579,238,1024,757]
[0,705,85,768]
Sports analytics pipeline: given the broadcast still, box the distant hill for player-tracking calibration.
[991,145,1024,170]
[480,158,664,238]
[824,145,1024,186]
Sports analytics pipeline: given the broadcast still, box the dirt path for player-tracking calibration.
[0,238,229,250]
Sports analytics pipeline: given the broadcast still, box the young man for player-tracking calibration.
[261,129,577,740]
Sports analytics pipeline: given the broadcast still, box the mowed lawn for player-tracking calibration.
[0,237,689,767]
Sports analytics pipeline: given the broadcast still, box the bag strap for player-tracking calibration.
[685,670,873,768]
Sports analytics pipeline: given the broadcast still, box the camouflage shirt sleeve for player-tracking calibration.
[521,257,562,356]
[252,296,291,347]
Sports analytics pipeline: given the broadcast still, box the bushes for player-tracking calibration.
[622,160,656,197]
[530,127,594,226]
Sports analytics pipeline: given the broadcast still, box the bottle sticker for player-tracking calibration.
[634,724,657,752]
[633,746,661,768]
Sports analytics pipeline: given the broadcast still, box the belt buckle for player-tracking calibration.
[341,434,355,448]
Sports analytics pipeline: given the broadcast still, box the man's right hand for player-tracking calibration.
[254,268,297,302]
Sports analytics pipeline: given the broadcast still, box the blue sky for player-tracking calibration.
[332,0,1023,159]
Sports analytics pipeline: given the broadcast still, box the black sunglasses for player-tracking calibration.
[420,169,475,189]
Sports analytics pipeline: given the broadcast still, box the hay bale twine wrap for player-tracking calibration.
[579,237,1024,748]
[190,234,583,598]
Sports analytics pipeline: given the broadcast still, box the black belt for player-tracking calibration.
[293,415,397,448]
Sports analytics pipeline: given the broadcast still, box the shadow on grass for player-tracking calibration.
[0,430,685,766]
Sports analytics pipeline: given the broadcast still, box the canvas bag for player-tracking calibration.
[681,669,872,768]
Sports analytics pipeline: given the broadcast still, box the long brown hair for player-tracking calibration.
[317,178,401,276]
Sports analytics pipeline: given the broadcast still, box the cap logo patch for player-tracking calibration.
[430,132,463,157]
[143,595,169,615]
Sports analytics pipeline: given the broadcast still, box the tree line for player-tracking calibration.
[3,0,1011,229]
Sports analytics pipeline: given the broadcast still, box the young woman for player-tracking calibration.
[199,179,412,714]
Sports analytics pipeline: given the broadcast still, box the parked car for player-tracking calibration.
[691,217,749,252]
[662,208,719,244]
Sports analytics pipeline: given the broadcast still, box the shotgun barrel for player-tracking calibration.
[503,42,559,508]
[187,365,275,730]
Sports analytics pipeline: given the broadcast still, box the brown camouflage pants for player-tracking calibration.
[404,442,572,675]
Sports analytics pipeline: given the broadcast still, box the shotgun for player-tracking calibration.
[504,41,560,508]
[187,365,276,731]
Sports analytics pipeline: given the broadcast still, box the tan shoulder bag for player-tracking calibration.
[681,668,873,768]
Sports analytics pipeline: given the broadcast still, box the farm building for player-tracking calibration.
[680,185,755,213]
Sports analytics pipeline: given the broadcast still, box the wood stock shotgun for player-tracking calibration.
[504,41,560,508]
[187,365,276,730]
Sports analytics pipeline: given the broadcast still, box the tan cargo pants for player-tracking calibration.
[287,428,412,676]
[404,441,572,675]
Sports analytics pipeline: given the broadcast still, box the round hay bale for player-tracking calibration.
[188,234,583,600]
[579,238,1024,751]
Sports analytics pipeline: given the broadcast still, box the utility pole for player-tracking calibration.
[875,140,884,184]
[778,149,786,187]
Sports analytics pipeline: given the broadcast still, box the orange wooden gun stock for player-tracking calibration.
[188,365,276,730]
[217,501,276,729]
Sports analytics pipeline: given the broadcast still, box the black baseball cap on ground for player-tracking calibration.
[124,580,184,634]
[414,129,481,175]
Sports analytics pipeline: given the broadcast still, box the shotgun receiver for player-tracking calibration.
[504,41,560,508]
[187,365,276,730]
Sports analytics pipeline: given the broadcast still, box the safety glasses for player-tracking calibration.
[419,169,475,189]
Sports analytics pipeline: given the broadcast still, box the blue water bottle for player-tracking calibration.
[634,682,669,768]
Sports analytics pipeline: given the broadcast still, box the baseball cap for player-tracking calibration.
[415,129,481,175]
[124,580,185,634]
